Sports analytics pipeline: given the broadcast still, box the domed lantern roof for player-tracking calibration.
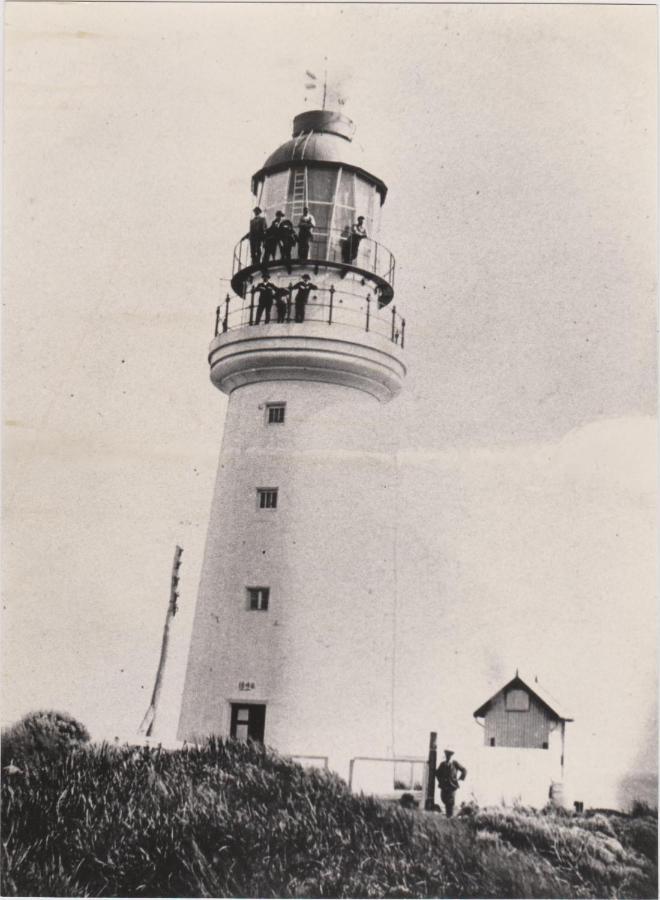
[251,109,388,204]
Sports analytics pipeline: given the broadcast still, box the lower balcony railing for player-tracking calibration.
[213,285,405,348]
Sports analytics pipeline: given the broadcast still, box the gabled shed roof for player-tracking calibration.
[473,673,573,722]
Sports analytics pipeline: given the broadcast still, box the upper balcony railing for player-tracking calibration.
[231,227,396,301]
[213,284,405,349]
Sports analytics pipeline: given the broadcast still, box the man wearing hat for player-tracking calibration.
[349,216,368,262]
[297,206,316,262]
[435,749,467,818]
[276,211,297,273]
[253,275,276,325]
[262,213,283,267]
[273,284,291,324]
[291,274,318,323]
[247,207,267,265]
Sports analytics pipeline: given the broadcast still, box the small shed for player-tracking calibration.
[473,672,573,775]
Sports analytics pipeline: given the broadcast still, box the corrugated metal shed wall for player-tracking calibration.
[484,689,556,748]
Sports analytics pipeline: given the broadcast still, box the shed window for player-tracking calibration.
[490,738,496,747]
[505,689,530,711]
[257,488,278,509]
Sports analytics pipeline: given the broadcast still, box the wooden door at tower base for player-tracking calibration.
[230,703,266,742]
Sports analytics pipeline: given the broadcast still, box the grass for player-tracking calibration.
[2,736,657,898]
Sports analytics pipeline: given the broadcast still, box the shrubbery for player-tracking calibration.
[2,710,89,763]
[1,724,657,898]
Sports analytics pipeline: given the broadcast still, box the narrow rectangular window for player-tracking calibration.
[542,741,549,750]
[247,587,269,611]
[257,488,278,509]
[266,403,286,424]
[489,737,496,747]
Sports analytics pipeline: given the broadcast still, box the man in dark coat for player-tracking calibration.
[273,285,290,323]
[435,749,467,818]
[291,274,317,323]
[277,212,297,273]
[247,207,267,265]
[262,215,282,267]
[253,276,275,325]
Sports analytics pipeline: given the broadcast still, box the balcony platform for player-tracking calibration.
[231,258,394,306]
[208,321,406,402]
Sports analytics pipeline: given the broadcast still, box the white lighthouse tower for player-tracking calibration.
[178,107,406,776]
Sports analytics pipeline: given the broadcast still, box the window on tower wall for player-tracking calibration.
[266,403,286,424]
[257,488,278,509]
[247,587,269,611]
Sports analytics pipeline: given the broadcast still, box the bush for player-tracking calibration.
[618,817,658,863]
[631,799,658,819]
[2,710,89,763]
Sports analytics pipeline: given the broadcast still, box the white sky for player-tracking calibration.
[3,2,656,808]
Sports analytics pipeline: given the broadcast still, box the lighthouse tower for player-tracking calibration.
[178,107,406,776]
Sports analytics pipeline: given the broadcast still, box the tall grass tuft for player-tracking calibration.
[1,733,657,898]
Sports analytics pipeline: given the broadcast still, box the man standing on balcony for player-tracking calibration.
[349,216,368,263]
[277,212,297,273]
[262,215,281,267]
[253,276,276,325]
[273,285,290,323]
[297,207,316,262]
[246,207,267,265]
[291,274,317,323]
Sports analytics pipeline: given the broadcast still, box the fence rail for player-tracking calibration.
[214,286,405,348]
[233,227,396,289]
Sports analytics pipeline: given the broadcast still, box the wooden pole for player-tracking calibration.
[424,731,437,811]
[138,546,183,738]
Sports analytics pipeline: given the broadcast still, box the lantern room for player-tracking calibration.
[231,109,395,304]
[251,109,387,256]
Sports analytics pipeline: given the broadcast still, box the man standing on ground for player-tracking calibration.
[435,749,467,818]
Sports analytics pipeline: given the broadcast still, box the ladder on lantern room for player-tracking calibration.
[291,169,306,223]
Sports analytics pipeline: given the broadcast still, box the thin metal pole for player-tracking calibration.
[401,318,406,349]
[224,293,230,333]
[348,758,355,791]
[328,285,334,325]
[365,294,370,332]
[249,287,255,326]
[391,305,396,342]
[214,306,220,338]
[424,731,437,811]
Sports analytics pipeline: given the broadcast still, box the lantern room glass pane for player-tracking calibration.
[336,169,355,208]
[354,177,375,230]
[307,166,339,203]
[261,170,290,219]
[307,202,332,258]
